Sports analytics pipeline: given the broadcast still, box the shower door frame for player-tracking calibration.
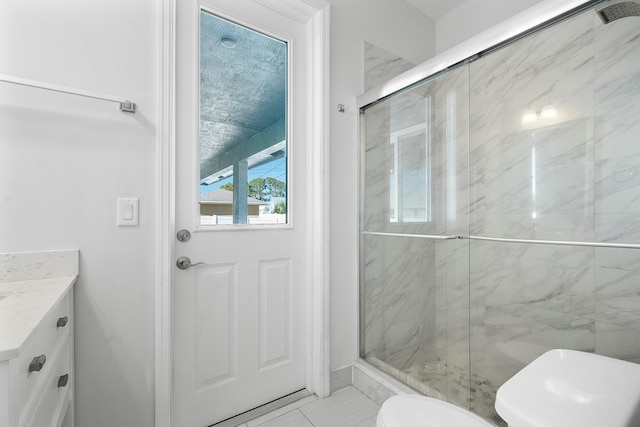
[357,0,602,110]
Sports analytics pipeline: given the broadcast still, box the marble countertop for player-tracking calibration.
[0,249,79,362]
[0,276,77,361]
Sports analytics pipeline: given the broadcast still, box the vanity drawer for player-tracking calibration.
[23,337,71,427]
[17,291,72,413]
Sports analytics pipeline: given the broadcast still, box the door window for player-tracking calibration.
[199,11,288,225]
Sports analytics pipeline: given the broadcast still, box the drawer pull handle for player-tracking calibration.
[28,354,46,372]
[57,316,69,328]
[58,374,69,387]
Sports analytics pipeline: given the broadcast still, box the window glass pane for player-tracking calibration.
[199,10,288,225]
[389,112,431,224]
[394,126,430,222]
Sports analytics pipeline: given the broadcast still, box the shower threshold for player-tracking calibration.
[365,356,444,398]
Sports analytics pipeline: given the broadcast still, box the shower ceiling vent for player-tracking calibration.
[596,0,640,24]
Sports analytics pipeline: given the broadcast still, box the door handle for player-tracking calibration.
[57,316,69,328]
[176,256,206,270]
[58,374,70,387]
[29,354,47,372]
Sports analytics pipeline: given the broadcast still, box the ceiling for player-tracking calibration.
[199,11,287,183]
[404,0,469,20]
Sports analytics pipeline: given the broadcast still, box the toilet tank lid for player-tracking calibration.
[495,349,640,427]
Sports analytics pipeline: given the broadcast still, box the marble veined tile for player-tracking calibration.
[389,90,430,134]
[474,121,593,176]
[478,164,594,217]
[470,241,595,317]
[595,156,640,213]
[476,169,533,215]
[593,18,640,214]
[534,161,594,214]
[365,42,415,91]
[470,12,595,140]
[595,247,640,327]
[594,97,640,160]
[594,16,640,105]
[596,321,640,363]
[473,124,595,219]
[593,15,640,217]
[595,213,640,242]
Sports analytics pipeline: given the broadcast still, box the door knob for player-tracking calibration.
[176,256,206,270]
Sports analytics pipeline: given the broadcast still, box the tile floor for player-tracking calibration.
[236,387,380,427]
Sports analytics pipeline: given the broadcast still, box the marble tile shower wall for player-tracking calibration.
[593,13,640,362]
[361,6,640,427]
[468,10,640,424]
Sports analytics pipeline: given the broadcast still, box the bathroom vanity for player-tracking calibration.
[0,250,78,427]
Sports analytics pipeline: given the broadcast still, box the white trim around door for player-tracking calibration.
[155,0,175,426]
[304,2,331,399]
[155,1,330,425]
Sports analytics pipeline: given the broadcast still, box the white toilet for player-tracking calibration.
[377,349,640,427]
[376,394,492,427]
[496,349,640,427]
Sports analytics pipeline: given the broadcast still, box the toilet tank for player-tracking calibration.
[495,349,640,427]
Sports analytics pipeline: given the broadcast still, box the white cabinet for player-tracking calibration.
[0,282,77,427]
[0,250,78,427]
[23,290,74,427]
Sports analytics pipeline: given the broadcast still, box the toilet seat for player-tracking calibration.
[376,395,492,427]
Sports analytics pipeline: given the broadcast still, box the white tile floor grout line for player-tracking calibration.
[236,387,381,427]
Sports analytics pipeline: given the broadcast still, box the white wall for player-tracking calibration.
[0,1,157,426]
[436,0,543,54]
[0,0,455,424]
[326,0,435,371]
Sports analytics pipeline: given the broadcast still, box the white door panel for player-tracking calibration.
[173,0,309,425]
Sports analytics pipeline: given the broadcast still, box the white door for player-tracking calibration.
[172,1,315,425]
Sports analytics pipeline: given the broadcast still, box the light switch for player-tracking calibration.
[117,197,139,226]
[123,204,134,220]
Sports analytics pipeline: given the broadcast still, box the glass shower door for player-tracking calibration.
[360,3,640,426]
[468,8,640,424]
[360,65,470,408]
